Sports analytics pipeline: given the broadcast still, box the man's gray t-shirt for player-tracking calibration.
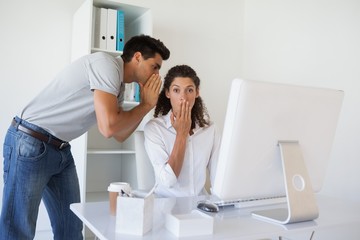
[19,52,125,142]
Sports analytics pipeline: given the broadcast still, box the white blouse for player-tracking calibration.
[144,112,220,197]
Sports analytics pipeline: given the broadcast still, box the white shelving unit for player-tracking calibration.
[71,0,153,205]
[85,123,136,202]
[71,1,153,238]
[72,0,152,61]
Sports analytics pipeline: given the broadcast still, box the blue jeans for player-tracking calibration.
[0,117,83,240]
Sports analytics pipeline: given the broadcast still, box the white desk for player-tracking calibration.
[70,194,360,240]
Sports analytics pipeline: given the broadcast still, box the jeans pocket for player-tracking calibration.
[3,144,12,184]
[18,135,46,161]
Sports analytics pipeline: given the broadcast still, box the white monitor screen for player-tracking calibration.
[212,79,344,202]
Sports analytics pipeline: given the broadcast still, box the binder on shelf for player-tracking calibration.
[93,7,107,49]
[116,10,125,51]
[124,82,140,102]
[124,83,135,102]
[107,8,117,51]
[134,83,140,102]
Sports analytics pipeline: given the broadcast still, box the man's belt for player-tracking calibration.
[11,119,69,150]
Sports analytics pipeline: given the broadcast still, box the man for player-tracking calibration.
[0,35,170,240]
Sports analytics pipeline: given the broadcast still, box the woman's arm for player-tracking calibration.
[166,101,191,177]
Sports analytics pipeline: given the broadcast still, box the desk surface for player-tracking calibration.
[71,194,360,240]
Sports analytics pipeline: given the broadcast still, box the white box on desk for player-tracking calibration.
[116,194,154,235]
[165,210,214,237]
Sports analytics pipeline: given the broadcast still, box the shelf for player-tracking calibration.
[91,47,123,57]
[123,101,139,107]
[93,0,150,24]
[87,149,135,154]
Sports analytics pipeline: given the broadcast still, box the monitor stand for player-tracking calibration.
[252,140,319,224]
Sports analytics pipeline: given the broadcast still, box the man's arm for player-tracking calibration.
[94,74,161,142]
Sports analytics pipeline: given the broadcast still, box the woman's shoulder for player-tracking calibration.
[203,121,216,130]
[144,115,167,130]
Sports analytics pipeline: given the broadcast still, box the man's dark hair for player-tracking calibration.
[121,35,170,62]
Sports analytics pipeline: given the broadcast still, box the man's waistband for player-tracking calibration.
[11,118,69,150]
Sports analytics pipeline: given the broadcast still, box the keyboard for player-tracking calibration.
[213,196,287,209]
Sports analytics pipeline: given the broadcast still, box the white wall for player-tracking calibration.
[241,0,360,202]
[152,0,245,128]
[0,0,359,234]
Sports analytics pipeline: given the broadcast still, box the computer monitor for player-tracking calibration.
[212,78,344,224]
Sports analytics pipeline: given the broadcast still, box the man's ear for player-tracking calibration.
[133,51,142,63]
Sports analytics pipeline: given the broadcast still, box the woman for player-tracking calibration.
[144,65,220,197]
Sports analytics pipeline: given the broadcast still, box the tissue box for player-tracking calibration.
[116,194,154,235]
[166,210,214,237]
